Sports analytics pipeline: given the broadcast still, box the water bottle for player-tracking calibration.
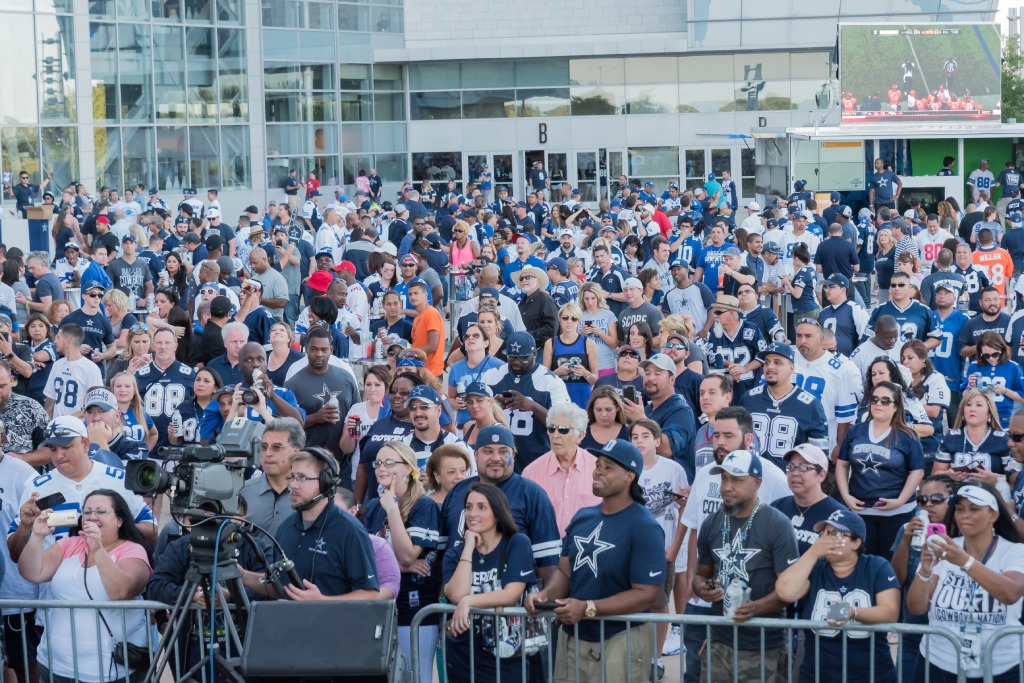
[412,551,437,585]
[723,579,750,619]
[374,337,384,361]
[911,510,929,550]
[326,394,340,424]
[171,410,182,433]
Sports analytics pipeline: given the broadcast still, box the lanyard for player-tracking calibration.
[962,536,999,621]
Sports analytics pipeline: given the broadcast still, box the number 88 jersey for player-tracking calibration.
[136,361,196,456]
[738,384,829,471]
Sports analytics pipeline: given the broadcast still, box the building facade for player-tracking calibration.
[0,0,998,218]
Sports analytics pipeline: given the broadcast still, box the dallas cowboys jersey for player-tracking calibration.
[932,309,970,391]
[961,361,1024,428]
[864,300,940,344]
[953,264,991,313]
[738,385,829,469]
[480,364,570,471]
[402,431,469,477]
[740,305,784,342]
[818,301,870,358]
[674,234,704,268]
[707,321,768,397]
[837,421,925,507]
[1006,310,1024,367]
[937,429,1010,473]
[794,351,861,449]
[44,357,103,418]
[135,361,196,455]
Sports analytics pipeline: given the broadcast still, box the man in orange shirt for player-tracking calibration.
[972,226,1014,305]
[409,280,445,375]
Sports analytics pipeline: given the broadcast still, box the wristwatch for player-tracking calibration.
[584,600,597,618]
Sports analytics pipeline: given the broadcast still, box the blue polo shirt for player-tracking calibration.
[274,503,379,597]
[501,255,544,288]
[205,354,242,386]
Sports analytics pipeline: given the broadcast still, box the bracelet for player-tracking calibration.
[961,556,976,573]
[916,570,932,582]
[850,605,858,622]
[459,558,471,564]
[1012,515,1020,523]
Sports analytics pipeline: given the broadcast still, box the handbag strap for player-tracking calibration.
[83,561,117,641]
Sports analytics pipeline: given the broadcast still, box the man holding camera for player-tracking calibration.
[234,342,303,424]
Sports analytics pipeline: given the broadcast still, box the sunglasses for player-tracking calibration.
[561,315,579,322]
[520,274,536,281]
[981,352,1001,360]
[401,263,417,267]
[83,291,102,298]
[664,342,686,350]
[1009,432,1024,443]
[916,493,950,506]
[546,425,573,435]
[870,395,895,405]
[890,283,908,288]
[129,323,150,332]
[618,351,639,358]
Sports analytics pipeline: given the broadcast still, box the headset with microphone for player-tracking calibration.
[293,447,339,512]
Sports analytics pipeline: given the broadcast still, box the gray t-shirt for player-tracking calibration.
[696,502,799,651]
[618,301,664,339]
[106,257,152,300]
[284,365,361,486]
[252,268,290,320]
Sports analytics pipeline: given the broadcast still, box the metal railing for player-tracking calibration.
[981,626,1024,683]
[410,604,970,683]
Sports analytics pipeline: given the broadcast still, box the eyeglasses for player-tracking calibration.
[129,323,150,333]
[81,508,112,517]
[916,493,950,506]
[1009,432,1024,443]
[286,475,315,484]
[785,464,821,474]
[664,342,686,350]
[83,292,102,299]
[546,425,573,435]
[561,315,579,322]
[870,395,895,405]
[890,283,908,289]
[981,352,1002,360]
[822,529,852,539]
[372,459,400,469]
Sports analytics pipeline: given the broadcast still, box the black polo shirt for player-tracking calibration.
[275,503,379,597]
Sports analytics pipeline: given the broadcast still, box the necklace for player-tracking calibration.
[791,500,811,528]
[721,500,762,548]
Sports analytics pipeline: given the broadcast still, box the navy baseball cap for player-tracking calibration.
[830,191,841,201]
[824,274,850,289]
[405,385,442,408]
[464,382,493,398]
[814,509,867,541]
[121,234,137,243]
[670,259,690,271]
[478,286,501,300]
[309,189,321,197]
[722,246,742,257]
[710,450,763,478]
[504,331,536,358]
[475,424,516,450]
[588,439,643,478]
[934,277,964,295]
[839,205,853,218]
[547,257,568,275]
[764,241,783,255]
[1011,213,1023,225]
[82,280,106,293]
[758,342,795,363]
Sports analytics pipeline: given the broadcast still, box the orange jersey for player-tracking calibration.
[972,247,1014,301]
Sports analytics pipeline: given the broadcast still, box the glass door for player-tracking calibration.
[467,152,515,202]
[575,151,598,203]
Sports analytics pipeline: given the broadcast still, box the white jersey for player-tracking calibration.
[54,258,89,284]
[968,169,995,200]
[315,223,345,262]
[915,229,954,266]
[741,215,763,233]
[780,229,821,269]
[183,197,205,219]
[794,351,862,449]
[849,338,902,378]
[639,457,689,570]
[0,454,42,609]
[44,357,103,417]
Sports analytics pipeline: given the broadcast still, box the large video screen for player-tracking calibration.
[839,24,1001,124]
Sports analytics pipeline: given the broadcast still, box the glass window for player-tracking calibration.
[299,30,334,62]
[266,93,335,123]
[89,0,115,16]
[373,123,406,154]
[156,126,186,190]
[340,93,372,122]
[342,155,373,186]
[311,156,339,186]
[262,29,299,61]
[339,63,371,90]
[267,124,311,156]
[119,24,153,121]
[341,123,371,154]
[515,59,569,87]
[336,31,369,62]
[153,25,186,121]
[791,51,831,79]
[570,87,623,116]
[90,22,119,123]
[628,147,679,178]
[337,3,369,31]
[684,150,706,187]
[792,79,831,111]
[463,62,513,89]
[41,127,79,190]
[121,126,155,189]
[36,13,76,123]
[151,0,181,20]
[373,153,407,187]
[218,28,247,121]
[711,149,731,176]
[117,0,150,19]
[373,93,404,121]
[0,128,41,189]
[94,127,123,190]
[0,15,37,125]
[626,85,678,114]
[302,64,334,90]
[313,124,338,157]
[516,88,569,117]
[189,126,219,188]
[679,82,734,113]
[740,147,755,199]
[220,126,250,188]
[410,92,460,120]
[462,90,514,119]
[372,6,402,33]
[265,66,300,91]
[679,54,732,82]
[413,152,461,183]
[186,28,216,120]
[623,57,678,85]
[217,0,243,23]
[373,64,404,91]
[570,58,625,86]
[408,63,459,91]
[263,1,333,28]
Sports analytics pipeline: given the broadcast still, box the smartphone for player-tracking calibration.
[533,601,560,611]
[926,523,947,537]
[622,386,637,404]
[669,491,687,502]
[872,500,886,508]
[951,464,980,473]
[501,391,514,399]
[36,492,67,511]
[827,603,851,621]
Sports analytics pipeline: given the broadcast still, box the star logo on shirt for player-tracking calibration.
[572,522,614,578]
[859,454,881,476]
[314,537,326,553]
[713,533,762,583]
[314,384,341,408]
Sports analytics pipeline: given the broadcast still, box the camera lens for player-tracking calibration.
[241,388,260,405]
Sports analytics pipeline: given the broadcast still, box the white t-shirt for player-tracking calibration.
[44,357,104,417]
[922,537,1024,677]
[0,454,42,610]
[639,456,689,571]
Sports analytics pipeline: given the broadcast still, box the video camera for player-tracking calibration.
[125,417,264,517]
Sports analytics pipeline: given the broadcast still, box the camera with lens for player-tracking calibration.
[241,369,265,406]
[125,418,263,517]
[471,259,486,275]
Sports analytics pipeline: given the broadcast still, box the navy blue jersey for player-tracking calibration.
[864,300,939,344]
[480,364,570,470]
[707,321,767,398]
[788,191,812,211]
[562,503,664,642]
[243,307,276,344]
[819,301,865,358]
[998,169,1022,198]
[771,495,847,556]
[857,221,876,272]
[799,555,900,683]
[738,385,829,470]
[961,361,1024,428]
[932,309,970,392]
[135,361,196,455]
[959,311,1011,349]
[837,421,925,505]
[551,279,579,308]
[59,309,114,353]
[364,495,441,625]
[439,474,560,571]
[937,429,1009,473]
[791,266,818,313]
[953,264,991,313]
[741,305,784,343]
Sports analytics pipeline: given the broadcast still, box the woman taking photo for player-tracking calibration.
[776,509,901,683]
[265,322,303,386]
[25,312,56,405]
[875,228,896,304]
[907,483,1024,682]
[425,444,471,505]
[340,365,392,485]
[106,323,153,380]
[364,442,442,683]
[18,489,153,683]
[460,382,509,449]
[448,322,503,428]
[902,340,950,461]
[962,331,1024,429]
[580,386,629,451]
[109,371,157,450]
[934,389,1010,485]
[543,302,598,409]
[836,380,925,560]
[578,282,619,375]
[442,483,536,683]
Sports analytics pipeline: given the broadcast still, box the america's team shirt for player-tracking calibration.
[794,351,861,449]
[135,360,197,455]
[738,384,829,469]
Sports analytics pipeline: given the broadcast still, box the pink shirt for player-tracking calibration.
[522,448,601,537]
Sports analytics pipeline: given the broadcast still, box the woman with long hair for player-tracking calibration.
[3,259,30,327]
[109,371,157,451]
[460,383,509,449]
[106,323,153,379]
[147,288,186,338]
[364,442,441,683]
[836,380,926,559]
[566,256,586,285]
[627,320,655,360]
[474,307,507,360]
[856,358,933,440]
[579,282,619,374]
[102,289,138,353]
[18,489,153,683]
[937,201,959,234]
[173,367,223,446]
[340,364,392,483]
[875,228,895,304]
[425,444,471,505]
[907,482,1024,682]
[448,322,503,428]
[265,321,302,386]
[896,251,924,286]
[50,208,80,254]
[162,252,192,310]
[443,483,536,683]
[962,331,1024,429]
[46,300,71,335]
[544,302,599,409]
[934,389,1010,486]
[25,313,56,405]
[366,253,399,311]
[902,339,950,460]
[581,386,629,451]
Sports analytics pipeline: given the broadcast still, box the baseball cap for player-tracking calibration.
[642,204,656,214]
[463,382,493,399]
[207,208,221,219]
[497,219,513,230]
[405,385,442,408]
[839,205,853,218]
[64,241,81,252]
[547,257,568,275]
[96,215,110,226]
[829,191,842,202]
[892,217,910,231]
[1011,213,1023,226]
[640,353,676,375]
[400,254,418,265]
[824,274,850,289]
[149,187,159,196]
[315,247,334,260]
[84,388,117,412]
[509,233,530,243]
[588,439,643,478]
[121,233,138,244]
[425,233,441,247]
[210,295,232,318]
[644,181,654,187]
[557,228,574,239]
[334,260,356,274]
[475,424,516,450]
[746,201,760,211]
[903,209,920,223]
[610,200,621,207]
[934,278,964,295]
[670,260,690,271]
[765,242,783,255]
[616,345,640,357]
[82,280,106,293]
[722,246,742,257]
[504,331,536,358]
[40,416,89,448]
[394,203,407,213]
[710,450,763,478]
[950,484,999,511]
[245,205,259,214]
[623,277,643,290]
[758,342,795,363]
[478,286,501,301]
[307,270,334,293]
[981,158,990,164]
[813,509,867,540]
[205,234,223,251]
[217,256,235,274]
[309,189,321,197]
[784,444,829,470]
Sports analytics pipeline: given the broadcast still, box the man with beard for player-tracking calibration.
[849,315,902,378]
[0,361,50,465]
[958,286,1010,358]
[399,385,468,475]
[680,407,790,683]
[515,265,559,347]
[793,320,861,458]
[692,449,798,683]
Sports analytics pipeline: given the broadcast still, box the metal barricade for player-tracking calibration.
[981,626,1024,683]
[410,604,969,683]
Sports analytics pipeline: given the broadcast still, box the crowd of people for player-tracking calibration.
[2,164,1024,683]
